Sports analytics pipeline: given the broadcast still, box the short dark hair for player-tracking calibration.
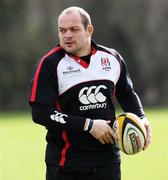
[78,10,91,29]
[58,7,92,29]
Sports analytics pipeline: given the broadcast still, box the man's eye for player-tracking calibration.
[59,29,66,33]
[71,28,79,32]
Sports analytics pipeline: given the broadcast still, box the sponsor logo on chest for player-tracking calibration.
[63,66,81,75]
[78,85,107,111]
[101,57,111,71]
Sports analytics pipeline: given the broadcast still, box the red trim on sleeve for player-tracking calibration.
[59,130,70,166]
[30,47,62,102]
[55,100,61,111]
[55,100,70,166]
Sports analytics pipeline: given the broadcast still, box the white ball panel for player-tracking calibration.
[113,112,147,155]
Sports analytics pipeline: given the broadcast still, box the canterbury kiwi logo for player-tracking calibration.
[50,111,67,124]
[79,85,107,105]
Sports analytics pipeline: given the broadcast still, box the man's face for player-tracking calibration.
[58,11,93,56]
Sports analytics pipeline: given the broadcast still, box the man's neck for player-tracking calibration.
[80,53,91,64]
[73,41,92,57]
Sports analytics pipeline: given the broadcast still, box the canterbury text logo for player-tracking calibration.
[50,111,67,124]
[78,85,107,111]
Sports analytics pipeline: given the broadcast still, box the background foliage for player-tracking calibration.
[0,0,168,110]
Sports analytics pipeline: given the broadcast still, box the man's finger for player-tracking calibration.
[99,137,106,144]
[143,123,152,150]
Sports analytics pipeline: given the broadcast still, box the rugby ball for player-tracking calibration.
[113,112,147,155]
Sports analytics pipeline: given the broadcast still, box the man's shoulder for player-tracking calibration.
[97,44,122,60]
[34,46,65,71]
[42,46,65,64]
[97,44,116,53]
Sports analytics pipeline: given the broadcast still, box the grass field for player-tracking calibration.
[0,108,168,180]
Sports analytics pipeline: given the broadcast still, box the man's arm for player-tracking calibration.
[31,103,86,131]
[115,56,145,117]
[115,54,152,149]
[31,103,115,144]
[116,88,145,117]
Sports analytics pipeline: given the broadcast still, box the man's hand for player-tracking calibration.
[89,120,115,144]
[142,117,152,150]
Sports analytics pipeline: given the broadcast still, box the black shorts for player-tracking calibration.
[46,163,121,180]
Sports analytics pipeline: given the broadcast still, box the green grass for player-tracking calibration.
[0,108,168,180]
[0,112,46,180]
[121,107,168,180]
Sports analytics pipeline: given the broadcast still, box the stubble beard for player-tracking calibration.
[62,39,90,56]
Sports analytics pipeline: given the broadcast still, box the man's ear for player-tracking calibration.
[87,25,94,37]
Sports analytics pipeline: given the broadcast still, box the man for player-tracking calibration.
[29,6,152,180]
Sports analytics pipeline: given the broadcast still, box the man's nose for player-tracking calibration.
[65,30,72,38]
